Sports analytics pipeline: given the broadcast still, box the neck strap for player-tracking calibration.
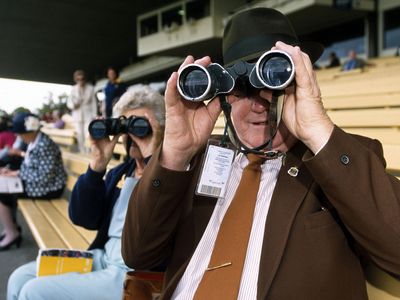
[220,91,284,159]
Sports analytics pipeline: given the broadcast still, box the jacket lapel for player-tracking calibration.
[257,142,314,300]
[163,153,218,299]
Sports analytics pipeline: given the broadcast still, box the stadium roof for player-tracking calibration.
[0,0,176,84]
[0,0,371,85]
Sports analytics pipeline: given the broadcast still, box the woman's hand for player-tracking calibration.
[8,148,24,157]
[89,134,120,173]
[272,41,334,153]
[160,56,222,170]
[0,168,19,177]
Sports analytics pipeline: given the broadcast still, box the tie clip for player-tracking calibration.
[206,262,232,271]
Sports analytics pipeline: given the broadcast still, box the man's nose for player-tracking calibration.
[250,96,269,112]
[259,89,273,103]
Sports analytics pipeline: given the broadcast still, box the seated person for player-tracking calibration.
[0,111,16,150]
[7,86,165,300]
[342,49,365,71]
[0,111,22,169]
[326,51,340,68]
[52,110,65,129]
[0,136,27,170]
[0,113,66,251]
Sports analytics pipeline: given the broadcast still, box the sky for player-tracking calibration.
[0,78,71,114]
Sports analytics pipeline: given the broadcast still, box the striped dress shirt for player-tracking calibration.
[172,153,282,300]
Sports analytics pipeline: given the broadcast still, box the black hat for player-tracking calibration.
[222,8,324,66]
[12,112,41,134]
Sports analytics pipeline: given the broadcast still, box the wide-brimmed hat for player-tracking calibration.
[12,112,41,134]
[223,8,324,66]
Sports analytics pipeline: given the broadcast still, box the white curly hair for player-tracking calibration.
[112,85,165,129]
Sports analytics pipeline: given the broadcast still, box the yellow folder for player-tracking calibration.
[36,248,93,277]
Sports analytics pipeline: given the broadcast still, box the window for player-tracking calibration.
[186,0,210,22]
[162,5,183,30]
[384,6,400,49]
[140,15,158,37]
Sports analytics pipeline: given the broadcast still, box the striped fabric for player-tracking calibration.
[172,153,282,300]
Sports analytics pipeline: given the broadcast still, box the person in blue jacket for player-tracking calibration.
[7,86,165,300]
[103,66,127,118]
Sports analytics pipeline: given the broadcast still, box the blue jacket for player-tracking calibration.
[104,81,127,117]
[69,160,136,250]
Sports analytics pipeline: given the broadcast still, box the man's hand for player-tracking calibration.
[271,41,334,154]
[160,56,222,170]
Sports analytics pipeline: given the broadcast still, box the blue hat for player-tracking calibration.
[12,112,41,134]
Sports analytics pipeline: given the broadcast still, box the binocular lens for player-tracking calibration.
[89,120,108,140]
[179,67,209,100]
[129,118,151,137]
[177,50,294,101]
[258,53,294,89]
[88,117,152,140]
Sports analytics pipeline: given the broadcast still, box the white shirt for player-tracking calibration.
[172,153,282,300]
[68,83,97,122]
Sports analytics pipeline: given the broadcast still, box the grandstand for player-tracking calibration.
[94,0,400,91]
[1,1,400,300]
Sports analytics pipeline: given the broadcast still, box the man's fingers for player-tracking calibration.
[206,97,222,122]
[194,56,212,67]
[178,55,195,72]
[165,71,181,106]
[275,41,312,90]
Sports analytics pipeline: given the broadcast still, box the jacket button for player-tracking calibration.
[152,179,161,187]
[340,154,350,165]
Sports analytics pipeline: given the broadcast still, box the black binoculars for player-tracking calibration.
[88,116,152,140]
[177,50,295,101]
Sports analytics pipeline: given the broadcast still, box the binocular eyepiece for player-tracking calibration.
[177,50,295,102]
[88,116,152,140]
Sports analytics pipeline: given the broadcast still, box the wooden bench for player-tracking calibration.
[19,198,96,249]
[18,153,97,250]
[41,126,76,151]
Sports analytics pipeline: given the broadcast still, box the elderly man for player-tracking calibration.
[122,8,400,300]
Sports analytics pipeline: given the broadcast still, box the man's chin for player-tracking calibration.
[271,131,297,153]
[242,132,296,153]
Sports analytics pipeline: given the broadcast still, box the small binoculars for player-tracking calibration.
[88,116,152,140]
[177,50,295,101]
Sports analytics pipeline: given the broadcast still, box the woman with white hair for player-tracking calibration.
[7,86,165,300]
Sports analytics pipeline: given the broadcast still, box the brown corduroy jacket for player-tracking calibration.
[122,126,400,300]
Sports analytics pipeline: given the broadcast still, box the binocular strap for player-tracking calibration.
[220,92,283,159]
